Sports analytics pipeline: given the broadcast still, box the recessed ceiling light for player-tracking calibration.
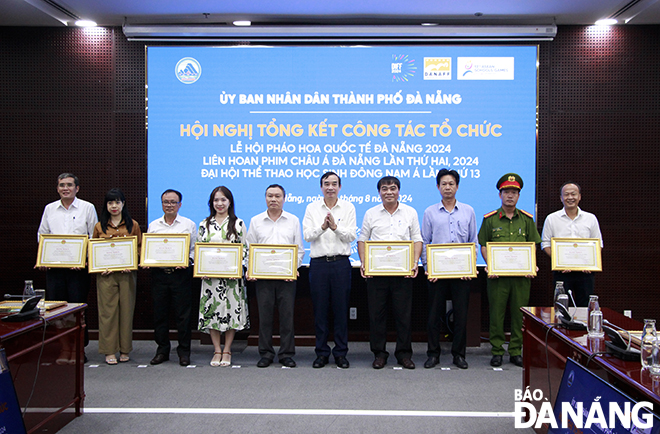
[595,18,617,26]
[421,23,438,26]
[233,21,251,27]
[75,20,97,27]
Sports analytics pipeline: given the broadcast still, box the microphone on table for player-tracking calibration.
[602,319,640,361]
[567,289,580,318]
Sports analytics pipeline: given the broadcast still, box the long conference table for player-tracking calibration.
[0,303,86,433]
[522,306,660,434]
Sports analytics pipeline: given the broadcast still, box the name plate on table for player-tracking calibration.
[248,244,298,280]
[486,242,536,277]
[194,243,243,278]
[140,234,190,267]
[551,238,602,272]
[364,241,414,277]
[88,236,138,273]
[426,243,477,279]
[36,235,88,268]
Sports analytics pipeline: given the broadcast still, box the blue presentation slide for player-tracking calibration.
[147,45,538,264]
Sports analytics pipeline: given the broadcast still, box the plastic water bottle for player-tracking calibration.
[641,319,657,369]
[22,280,35,302]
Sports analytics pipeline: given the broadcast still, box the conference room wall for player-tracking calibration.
[1,25,657,338]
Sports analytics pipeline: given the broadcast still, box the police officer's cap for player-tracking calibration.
[497,173,523,191]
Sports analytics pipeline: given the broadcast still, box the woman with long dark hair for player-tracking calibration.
[92,188,141,365]
[197,186,249,367]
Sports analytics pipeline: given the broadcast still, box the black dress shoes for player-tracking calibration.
[279,357,297,368]
[372,357,387,369]
[424,356,439,369]
[452,355,468,369]
[313,356,329,368]
[335,356,350,369]
[257,357,272,368]
[179,355,191,366]
[510,355,523,367]
[399,358,415,369]
[150,353,169,365]
[490,355,503,367]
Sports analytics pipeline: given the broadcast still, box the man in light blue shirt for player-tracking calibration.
[421,168,477,369]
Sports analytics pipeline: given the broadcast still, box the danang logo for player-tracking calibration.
[514,388,655,430]
[424,57,451,80]
[175,57,202,84]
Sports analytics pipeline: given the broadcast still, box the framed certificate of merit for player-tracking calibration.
[88,236,138,273]
[364,241,414,277]
[550,238,602,272]
[248,244,298,280]
[36,234,88,268]
[194,243,243,278]
[486,242,537,277]
[426,243,477,279]
[140,233,190,267]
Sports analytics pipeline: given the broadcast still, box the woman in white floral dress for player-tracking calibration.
[198,186,249,366]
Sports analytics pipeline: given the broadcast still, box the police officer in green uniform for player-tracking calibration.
[478,173,541,368]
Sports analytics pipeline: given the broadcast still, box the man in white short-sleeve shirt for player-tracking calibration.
[246,184,304,368]
[37,173,98,349]
[541,181,603,307]
[357,176,422,370]
[146,189,197,367]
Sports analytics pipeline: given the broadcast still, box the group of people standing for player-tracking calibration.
[36,169,602,370]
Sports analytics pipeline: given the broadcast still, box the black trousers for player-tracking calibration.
[47,268,90,345]
[309,257,351,358]
[256,280,296,360]
[366,276,413,362]
[426,278,470,359]
[552,271,595,307]
[151,267,193,357]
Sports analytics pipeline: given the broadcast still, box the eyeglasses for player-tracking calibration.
[162,201,180,205]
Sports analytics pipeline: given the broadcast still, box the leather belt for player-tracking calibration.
[312,255,349,263]
[159,264,192,274]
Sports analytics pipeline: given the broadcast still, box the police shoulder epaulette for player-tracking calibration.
[519,209,534,219]
[483,210,498,218]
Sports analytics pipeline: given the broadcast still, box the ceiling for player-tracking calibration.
[2,0,660,28]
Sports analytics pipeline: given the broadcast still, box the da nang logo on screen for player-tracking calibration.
[175,57,202,84]
[424,57,451,80]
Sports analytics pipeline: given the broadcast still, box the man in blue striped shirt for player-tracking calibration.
[421,169,478,369]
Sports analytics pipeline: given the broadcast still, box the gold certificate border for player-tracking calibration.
[364,240,414,277]
[139,233,190,267]
[88,236,138,273]
[550,237,602,271]
[486,242,536,277]
[36,234,88,268]
[248,244,298,280]
[426,243,477,279]
[194,243,243,278]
